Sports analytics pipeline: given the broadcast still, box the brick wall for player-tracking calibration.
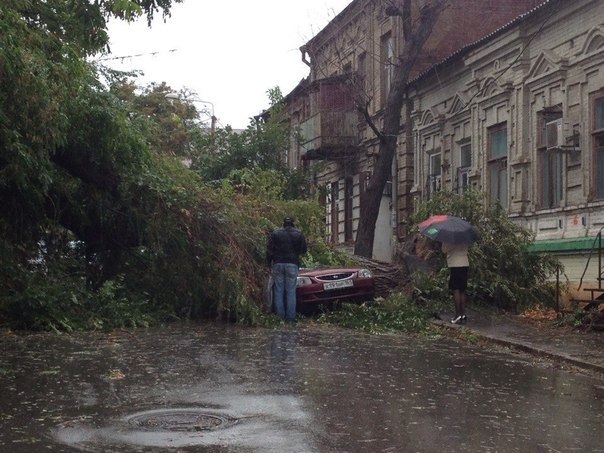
[413,0,545,76]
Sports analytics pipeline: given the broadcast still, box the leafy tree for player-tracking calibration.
[4,1,180,57]
[0,0,223,330]
[191,87,312,199]
[110,81,199,157]
[0,0,183,249]
[0,0,343,331]
[192,88,289,179]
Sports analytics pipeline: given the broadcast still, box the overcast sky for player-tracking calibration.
[104,0,351,129]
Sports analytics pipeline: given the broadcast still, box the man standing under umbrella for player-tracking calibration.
[418,215,477,325]
[442,241,469,324]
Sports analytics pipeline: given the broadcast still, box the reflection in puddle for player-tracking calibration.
[53,395,311,451]
[53,408,236,449]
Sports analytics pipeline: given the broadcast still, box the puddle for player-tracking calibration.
[53,407,240,450]
[0,323,601,452]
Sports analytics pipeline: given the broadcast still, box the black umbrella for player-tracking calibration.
[418,214,478,244]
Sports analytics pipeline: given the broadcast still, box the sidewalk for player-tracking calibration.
[433,307,604,375]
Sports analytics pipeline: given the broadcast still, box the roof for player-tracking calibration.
[410,0,553,84]
[303,0,555,81]
[528,236,598,253]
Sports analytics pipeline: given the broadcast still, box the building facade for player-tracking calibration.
[407,0,604,288]
[284,0,604,288]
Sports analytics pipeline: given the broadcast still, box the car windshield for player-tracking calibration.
[300,265,332,271]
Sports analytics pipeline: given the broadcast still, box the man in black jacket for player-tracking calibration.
[266,217,307,322]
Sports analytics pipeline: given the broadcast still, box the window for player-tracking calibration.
[457,141,471,194]
[487,124,508,207]
[594,94,604,199]
[357,52,367,89]
[427,152,441,199]
[380,32,394,106]
[537,108,563,208]
[344,177,353,242]
[383,180,393,197]
[330,181,339,243]
[357,52,367,122]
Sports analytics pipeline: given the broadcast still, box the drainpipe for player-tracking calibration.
[300,45,311,67]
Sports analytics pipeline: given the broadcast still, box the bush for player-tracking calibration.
[89,277,154,330]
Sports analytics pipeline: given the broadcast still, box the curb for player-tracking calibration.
[431,319,604,376]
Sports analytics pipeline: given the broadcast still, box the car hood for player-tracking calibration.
[299,268,361,277]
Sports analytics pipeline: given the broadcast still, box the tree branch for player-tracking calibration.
[360,101,386,144]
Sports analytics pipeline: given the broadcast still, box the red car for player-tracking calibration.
[295,267,375,308]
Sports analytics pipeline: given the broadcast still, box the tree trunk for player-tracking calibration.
[354,97,403,258]
[354,0,447,258]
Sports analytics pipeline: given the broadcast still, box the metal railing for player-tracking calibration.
[577,227,604,292]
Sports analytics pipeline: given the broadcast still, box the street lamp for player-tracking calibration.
[165,92,216,137]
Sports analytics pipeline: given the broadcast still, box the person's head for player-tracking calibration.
[283,216,295,227]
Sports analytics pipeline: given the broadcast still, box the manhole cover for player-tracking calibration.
[127,409,232,432]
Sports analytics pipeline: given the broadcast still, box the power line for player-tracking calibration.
[94,48,178,62]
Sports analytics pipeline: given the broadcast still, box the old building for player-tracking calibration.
[285,0,543,262]
[284,0,604,296]
[407,0,604,296]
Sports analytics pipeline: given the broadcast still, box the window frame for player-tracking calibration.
[593,92,604,199]
[357,52,367,122]
[380,32,394,107]
[427,151,442,199]
[344,177,354,242]
[536,107,564,209]
[457,140,471,194]
[329,181,339,243]
[487,123,508,207]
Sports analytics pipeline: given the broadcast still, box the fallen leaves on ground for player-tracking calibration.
[109,369,125,380]
[518,307,558,323]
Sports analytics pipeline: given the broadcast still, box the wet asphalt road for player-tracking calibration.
[0,322,602,452]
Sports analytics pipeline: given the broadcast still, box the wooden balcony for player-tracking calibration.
[299,110,359,160]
